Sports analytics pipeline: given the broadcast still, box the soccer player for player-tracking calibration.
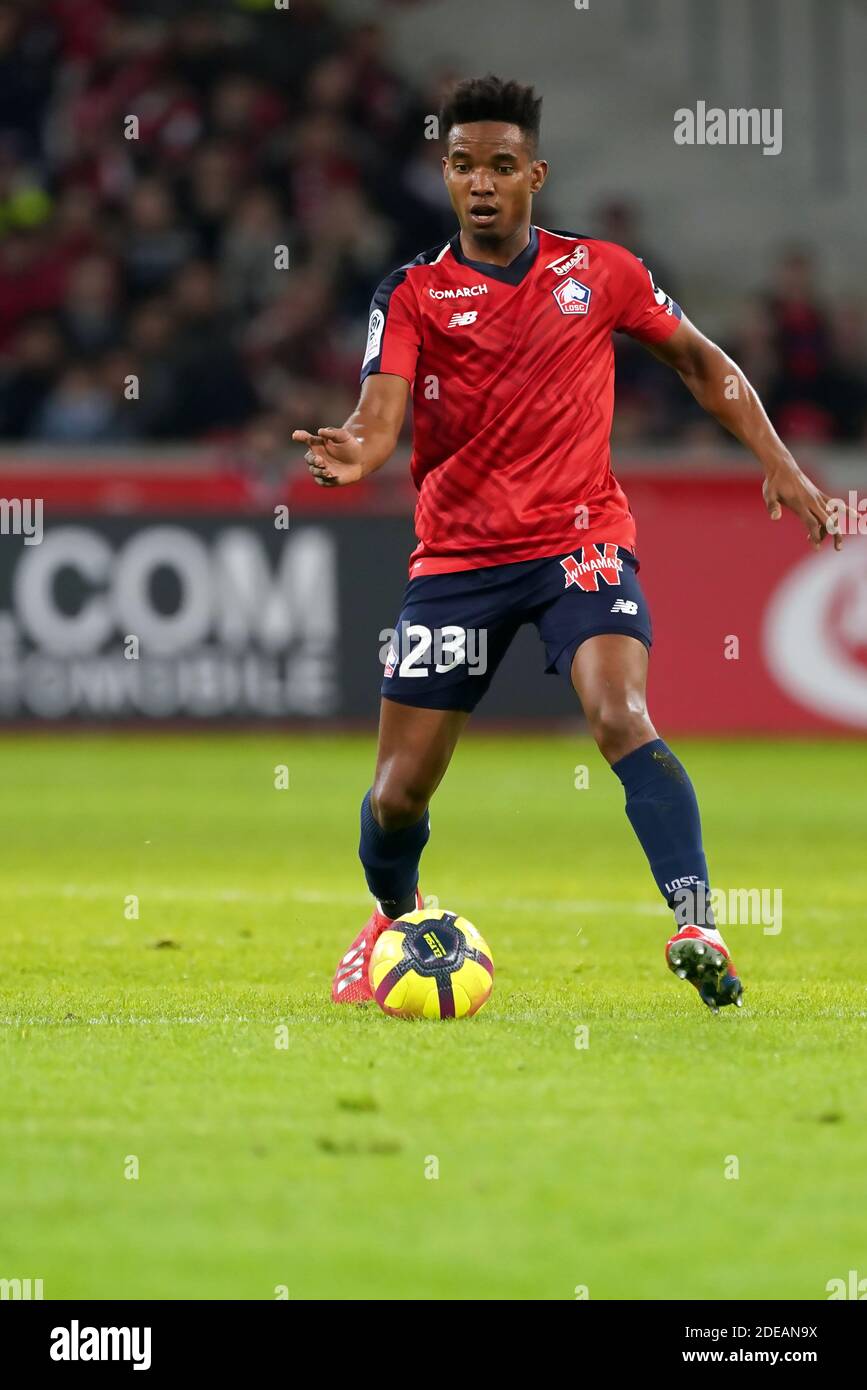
[293,76,840,1012]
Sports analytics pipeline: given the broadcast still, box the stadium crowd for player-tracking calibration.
[0,0,864,463]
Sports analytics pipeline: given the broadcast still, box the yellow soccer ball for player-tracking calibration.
[369,908,494,1020]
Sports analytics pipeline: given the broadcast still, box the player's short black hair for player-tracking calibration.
[440,75,542,153]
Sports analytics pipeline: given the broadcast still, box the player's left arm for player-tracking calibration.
[646,316,841,550]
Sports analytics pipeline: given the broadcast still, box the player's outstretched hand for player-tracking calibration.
[763,462,843,551]
[292,427,364,487]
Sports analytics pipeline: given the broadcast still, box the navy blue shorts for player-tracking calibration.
[380,544,652,712]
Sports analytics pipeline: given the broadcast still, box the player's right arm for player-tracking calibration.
[292,373,410,487]
[293,262,421,487]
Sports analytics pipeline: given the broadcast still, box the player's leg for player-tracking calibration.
[570,633,708,905]
[334,697,467,1003]
[362,564,520,913]
[361,696,469,918]
[334,564,519,1002]
[570,633,742,1010]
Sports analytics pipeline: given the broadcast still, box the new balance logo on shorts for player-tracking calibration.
[381,544,651,713]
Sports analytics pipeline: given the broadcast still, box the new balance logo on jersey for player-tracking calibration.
[610,599,638,615]
[447,310,478,328]
[561,543,623,591]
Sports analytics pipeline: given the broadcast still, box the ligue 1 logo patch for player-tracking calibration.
[362,308,385,367]
[553,277,592,315]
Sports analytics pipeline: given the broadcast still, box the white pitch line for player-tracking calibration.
[1,882,664,915]
[0,883,849,921]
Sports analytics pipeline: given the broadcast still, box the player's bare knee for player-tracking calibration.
[370,782,430,831]
[590,704,655,764]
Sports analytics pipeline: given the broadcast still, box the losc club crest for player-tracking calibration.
[552,277,592,315]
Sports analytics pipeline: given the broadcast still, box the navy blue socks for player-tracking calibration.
[359,788,429,918]
[611,739,714,927]
[358,741,711,929]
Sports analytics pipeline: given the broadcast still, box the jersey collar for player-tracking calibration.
[449,224,539,285]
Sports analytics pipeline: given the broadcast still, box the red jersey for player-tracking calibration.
[360,226,682,577]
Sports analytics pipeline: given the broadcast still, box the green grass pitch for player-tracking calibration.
[1,732,865,1301]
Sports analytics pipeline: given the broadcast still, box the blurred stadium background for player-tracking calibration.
[0,0,865,730]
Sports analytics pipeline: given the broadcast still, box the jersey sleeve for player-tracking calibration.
[610,244,683,343]
[360,267,422,384]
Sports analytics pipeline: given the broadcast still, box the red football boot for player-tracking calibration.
[665,925,744,1012]
[331,888,424,1004]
